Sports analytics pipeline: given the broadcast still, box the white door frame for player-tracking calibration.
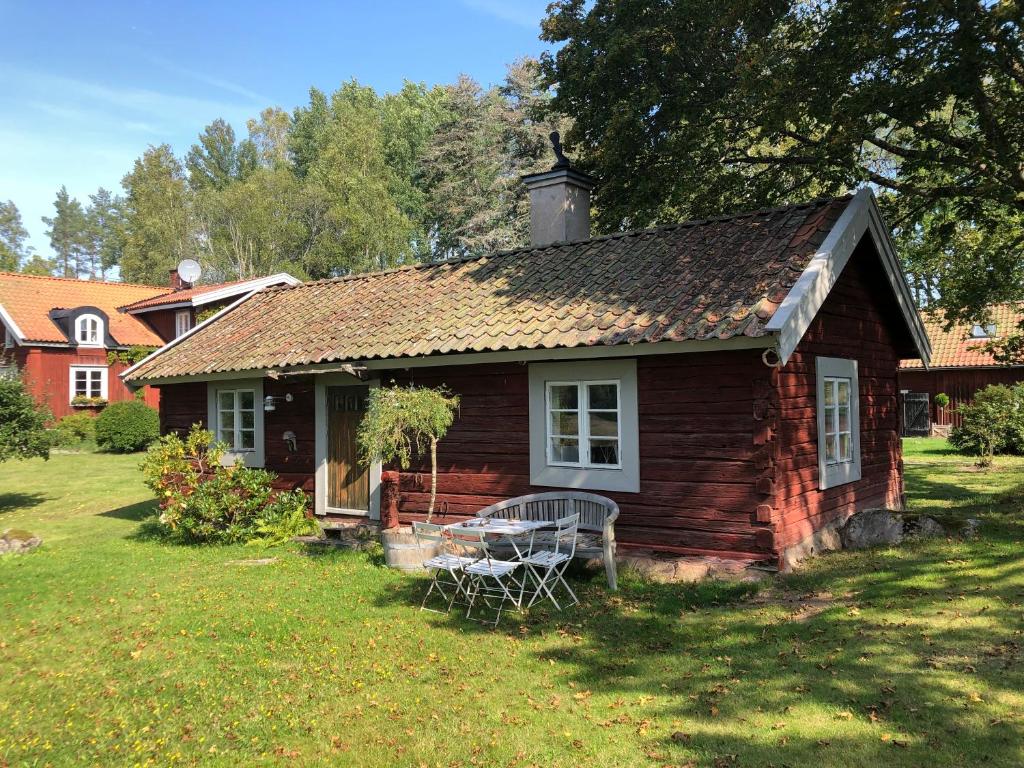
[314,373,381,519]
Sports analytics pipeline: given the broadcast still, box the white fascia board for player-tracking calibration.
[124,300,192,315]
[765,188,932,366]
[0,303,26,343]
[191,273,300,308]
[119,289,263,387]
[125,335,775,386]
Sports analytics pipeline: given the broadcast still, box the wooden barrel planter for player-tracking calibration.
[378,470,439,571]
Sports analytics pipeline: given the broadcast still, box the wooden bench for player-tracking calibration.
[475,491,620,590]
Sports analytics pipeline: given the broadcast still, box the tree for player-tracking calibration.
[541,0,1024,325]
[42,186,90,278]
[357,384,460,522]
[247,107,293,168]
[19,254,55,276]
[120,145,193,285]
[86,188,127,279]
[186,119,257,191]
[0,200,33,272]
[0,374,50,463]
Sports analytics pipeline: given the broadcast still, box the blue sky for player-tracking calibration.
[0,0,552,258]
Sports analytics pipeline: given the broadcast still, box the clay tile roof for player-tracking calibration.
[0,272,165,346]
[118,279,251,312]
[125,197,852,382]
[900,304,1024,369]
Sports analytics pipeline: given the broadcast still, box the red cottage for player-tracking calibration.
[898,305,1024,435]
[0,271,298,421]
[123,168,931,570]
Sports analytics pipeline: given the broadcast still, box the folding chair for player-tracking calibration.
[456,529,525,626]
[413,522,477,614]
[521,513,579,610]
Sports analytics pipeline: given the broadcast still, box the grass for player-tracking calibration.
[1,444,1022,767]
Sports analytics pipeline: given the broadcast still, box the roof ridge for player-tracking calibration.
[0,271,166,291]
[262,195,852,294]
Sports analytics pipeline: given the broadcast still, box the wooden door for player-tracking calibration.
[327,386,370,512]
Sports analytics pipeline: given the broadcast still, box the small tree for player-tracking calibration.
[0,374,50,462]
[950,384,1024,466]
[357,384,460,522]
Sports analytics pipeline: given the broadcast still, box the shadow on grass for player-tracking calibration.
[0,491,49,514]
[99,500,158,522]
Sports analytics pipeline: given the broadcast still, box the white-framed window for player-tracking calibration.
[528,359,639,492]
[75,314,103,346]
[816,356,861,490]
[207,379,264,467]
[175,310,192,338]
[3,326,14,348]
[546,380,622,468]
[69,365,108,401]
[970,323,997,339]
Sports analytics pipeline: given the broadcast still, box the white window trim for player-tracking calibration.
[69,365,108,402]
[174,310,192,338]
[206,378,264,467]
[545,379,623,470]
[75,313,104,347]
[529,359,639,493]
[3,326,14,349]
[816,356,861,490]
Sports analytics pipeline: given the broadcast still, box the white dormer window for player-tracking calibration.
[75,314,103,346]
[175,310,192,338]
[970,323,997,339]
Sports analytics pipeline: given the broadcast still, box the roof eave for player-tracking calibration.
[765,188,932,367]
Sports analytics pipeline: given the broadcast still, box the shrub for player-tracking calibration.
[934,392,950,410]
[0,374,50,463]
[141,425,316,545]
[95,401,160,453]
[51,413,96,447]
[949,383,1024,464]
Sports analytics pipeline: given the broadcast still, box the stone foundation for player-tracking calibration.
[616,550,773,583]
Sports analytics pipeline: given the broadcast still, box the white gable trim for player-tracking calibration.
[765,188,932,366]
[123,273,300,315]
[0,303,26,344]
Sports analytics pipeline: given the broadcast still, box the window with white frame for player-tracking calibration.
[528,359,639,492]
[69,366,108,401]
[75,314,103,346]
[816,357,861,490]
[175,310,192,337]
[207,379,264,467]
[3,326,14,348]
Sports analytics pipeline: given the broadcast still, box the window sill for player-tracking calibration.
[70,400,107,409]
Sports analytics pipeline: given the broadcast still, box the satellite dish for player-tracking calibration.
[176,259,202,285]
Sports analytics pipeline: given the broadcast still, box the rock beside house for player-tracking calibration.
[839,509,948,549]
[0,529,42,556]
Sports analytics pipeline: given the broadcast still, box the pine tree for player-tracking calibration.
[42,187,90,278]
[0,200,32,272]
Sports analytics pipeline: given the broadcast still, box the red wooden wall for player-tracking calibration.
[767,241,913,564]
[898,367,1024,427]
[17,346,159,421]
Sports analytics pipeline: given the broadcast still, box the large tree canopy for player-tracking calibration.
[541,0,1024,325]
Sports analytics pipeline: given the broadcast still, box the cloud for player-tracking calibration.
[460,0,546,29]
[147,55,271,104]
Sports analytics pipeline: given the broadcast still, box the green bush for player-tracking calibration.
[0,375,50,463]
[934,392,950,410]
[51,413,96,447]
[949,383,1024,464]
[141,425,316,545]
[95,400,160,453]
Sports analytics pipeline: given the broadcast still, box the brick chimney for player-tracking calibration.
[522,131,597,247]
[169,269,192,291]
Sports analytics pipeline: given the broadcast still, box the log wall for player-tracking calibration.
[898,367,1024,427]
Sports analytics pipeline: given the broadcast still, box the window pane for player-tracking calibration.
[838,406,850,432]
[220,411,235,430]
[238,390,255,411]
[825,434,837,463]
[837,379,850,406]
[549,410,579,437]
[218,391,234,412]
[548,384,578,410]
[589,439,619,466]
[823,380,835,406]
[587,383,617,410]
[219,429,235,449]
[824,406,836,435]
[838,432,851,462]
[589,411,619,437]
[239,430,255,450]
[240,410,255,430]
[549,437,579,464]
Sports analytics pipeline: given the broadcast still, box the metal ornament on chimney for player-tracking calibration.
[549,131,571,170]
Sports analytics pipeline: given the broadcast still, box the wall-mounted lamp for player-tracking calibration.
[263,393,293,412]
[282,430,297,453]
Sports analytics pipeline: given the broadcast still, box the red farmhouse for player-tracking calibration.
[0,271,297,420]
[123,166,931,570]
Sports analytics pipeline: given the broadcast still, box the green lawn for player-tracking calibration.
[1,443,1022,767]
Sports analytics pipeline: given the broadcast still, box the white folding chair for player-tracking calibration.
[521,513,579,610]
[413,522,477,614]
[455,529,525,626]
